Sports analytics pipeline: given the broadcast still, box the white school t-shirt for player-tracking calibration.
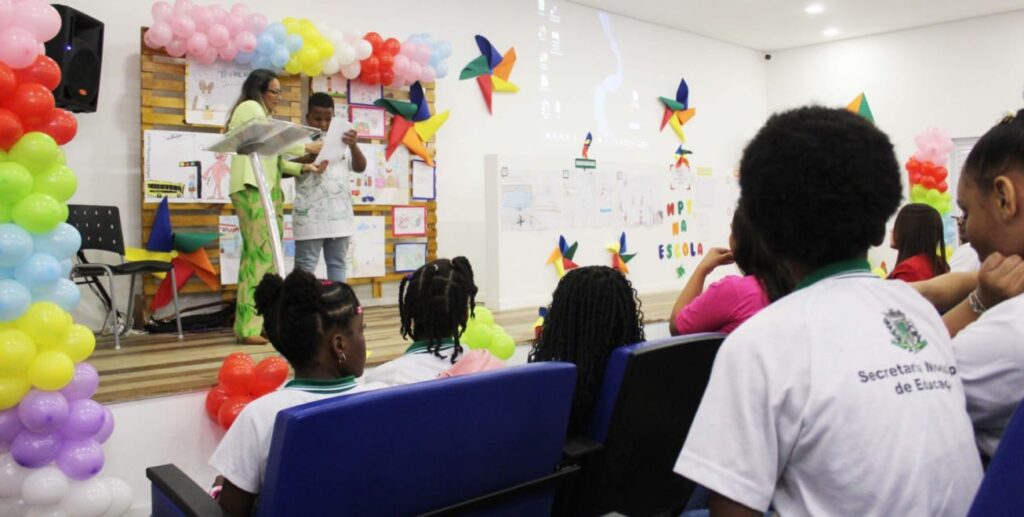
[949,243,981,273]
[362,340,461,387]
[674,263,983,517]
[292,149,355,241]
[953,293,1024,457]
[209,376,386,494]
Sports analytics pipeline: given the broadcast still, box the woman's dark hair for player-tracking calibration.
[892,203,949,276]
[529,266,645,435]
[227,69,277,125]
[962,109,1024,190]
[398,257,478,363]
[731,207,794,301]
[739,106,902,270]
[254,270,361,369]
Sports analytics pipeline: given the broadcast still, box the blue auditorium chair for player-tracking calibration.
[968,401,1024,516]
[148,362,578,516]
[555,333,725,516]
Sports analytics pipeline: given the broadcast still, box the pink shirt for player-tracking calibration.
[674,275,769,335]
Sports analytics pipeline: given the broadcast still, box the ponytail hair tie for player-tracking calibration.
[356,306,363,315]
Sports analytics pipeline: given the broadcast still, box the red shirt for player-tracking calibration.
[888,254,938,282]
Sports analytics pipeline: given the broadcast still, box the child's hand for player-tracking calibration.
[977,252,1024,308]
[697,247,734,274]
[305,141,323,155]
[303,161,329,174]
[342,130,359,147]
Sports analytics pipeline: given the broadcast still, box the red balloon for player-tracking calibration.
[937,181,948,193]
[0,109,24,150]
[381,37,401,56]
[250,357,289,397]
[218,361,255,396]
[0,62,15,100]
[377,53,394,70]
[13,55,62,91]
[905,158,921,174]
[361,55,379,73]
[34,108,76,145]
[361,72,381,85]
[217,395,252,430]
[205,385,231,421]
[223,352,255,367]
[920,175,937,190]
[380,70,395,86]
[934,167,948,182]
[363,32,383,53]
[2,83,55,126]
[908,171,922,185]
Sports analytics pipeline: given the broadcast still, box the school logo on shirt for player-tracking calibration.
[883,309,928,354]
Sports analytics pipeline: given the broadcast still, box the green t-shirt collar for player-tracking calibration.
[796,258,872,290]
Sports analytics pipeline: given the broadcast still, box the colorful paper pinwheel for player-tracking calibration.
[128,198,220,310]
[533,306,548,340]
[674,145,692,168]
[608,232,637,274]
[847,92,874,124]
[659,78,696,142]
[374,81,449,167]
[459,35,518,114]
[546,235,579,278]
[582,132,593,159]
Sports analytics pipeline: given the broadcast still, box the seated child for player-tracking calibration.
[670,206,792,335]
[363,257,479,386]
[674,106,982,517]
[210,270,385,515]
[887,203,950,282]
[529,266,645,435]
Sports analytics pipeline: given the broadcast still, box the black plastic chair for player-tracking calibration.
[66,205,182,349]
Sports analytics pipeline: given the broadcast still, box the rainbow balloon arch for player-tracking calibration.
[0,2,132,516]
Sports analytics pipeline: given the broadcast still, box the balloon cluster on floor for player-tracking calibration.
[0,4,132,517]
[461,307,515,361]
[905,128,957,250]
[142,1,453,86]
[205,353,289,430]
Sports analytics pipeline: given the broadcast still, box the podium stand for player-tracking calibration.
[207,118,318,275]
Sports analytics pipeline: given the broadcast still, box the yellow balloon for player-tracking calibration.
[0,321,15,331]
[283,19,300,33]
[57,324,95,363]
[17,302,70,349]
[298,46,321,66]
[0,374,30,409]
[0,329,37,375]
[316,40,334,59]
[284,58,303,75]
[28,350,74,391]
[298,19,314,31]
[303,63,323,77]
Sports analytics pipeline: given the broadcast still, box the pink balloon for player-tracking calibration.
[399,42,415,57]
[209,4,227,23]
[170,14,195,39]
[230,3,250,18]
[393,54,409,74]
[151,1,173,22]
[409,62,422,80]
[0,1,13,32]
[199,47,218,65]
[165,38,188,58]
[234,31,257,53]
[186,32,208,56]
[143,29,156,49]
[244,13,267,34]
[146,22,174,48]
[217,40,238,61]
[414,45,431,64]
[222,14,244,36]
[206,24,229,48]
[173,0,194,16]
[0,27,39,69]
[190,6,213,32]
[421,65,436,83]
[15,0,60,42]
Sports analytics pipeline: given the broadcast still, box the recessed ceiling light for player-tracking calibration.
[823,27,839,37]
[805,4,824,14]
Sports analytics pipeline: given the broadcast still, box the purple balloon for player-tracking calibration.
[94,407,114,444]
[60,363,99,402]
[56,439,104,480]
[0,408,23,446]
[18,390,69,434]
[11,430,62,468]
[60,399,105,440]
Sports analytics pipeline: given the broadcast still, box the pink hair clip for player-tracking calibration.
[356,306,363,315]
[320,280,333,286]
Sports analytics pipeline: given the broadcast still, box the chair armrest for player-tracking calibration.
[146,464,225,517]
[562,436,603,464]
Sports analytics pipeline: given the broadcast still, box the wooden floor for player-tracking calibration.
[92,291,678,404]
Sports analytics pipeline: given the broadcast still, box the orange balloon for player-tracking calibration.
[217,395,252,429]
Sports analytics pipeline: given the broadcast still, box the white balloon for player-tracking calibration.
[322,57,341,76]
[21,467,69,508]
[335,43,356,66]
[100,478,132,517]
[25,507,68,517]
[0,497,27,517]
[341,62,361,80]
[355,40,372,60]
[342,28,361,44]
[62,478,111,517]
[0,453,31,499]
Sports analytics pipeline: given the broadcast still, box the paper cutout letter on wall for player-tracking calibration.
[659,78,696,142]
[374,81,448,166]
[459,35,518,114]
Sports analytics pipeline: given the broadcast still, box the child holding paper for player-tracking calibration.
[293,93,367,282]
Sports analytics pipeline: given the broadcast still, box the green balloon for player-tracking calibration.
[471,306,495,326]
[0,204,10,224]
[910,184,925,200]
[55,149,66,165]
[12,193,63,234]
[926,189,941,203]
[10,132,59,173]
[489,332,516,360]
[461,320,489,350]
[33,164,77,202]
[0,150,8,162]
[0,162,34,205]
[57,203,68,223]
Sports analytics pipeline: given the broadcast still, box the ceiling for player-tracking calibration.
[569,0,1024,51]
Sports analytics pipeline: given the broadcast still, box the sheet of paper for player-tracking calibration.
[315,117,354,165]
[411,160,436,200]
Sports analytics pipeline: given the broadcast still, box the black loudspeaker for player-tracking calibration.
[44,5,104,113]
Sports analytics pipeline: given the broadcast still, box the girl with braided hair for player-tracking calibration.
[529,266,645,435]
[210,270,386,516]
[363,256,480,386]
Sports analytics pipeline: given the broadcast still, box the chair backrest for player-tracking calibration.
[580,332,726,516]
[66,204,126,256]
[258,362,577,517]
[968,400,1024,516]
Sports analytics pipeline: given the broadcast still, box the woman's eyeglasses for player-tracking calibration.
[266,88,282,96]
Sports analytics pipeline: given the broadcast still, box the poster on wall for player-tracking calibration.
[185,61,252,126]
[311,73,348,97]
[144,130,230,203]
[346,216,387,278]
[351,143,410,205]
[500,168,563,231]
[394,242,428,273]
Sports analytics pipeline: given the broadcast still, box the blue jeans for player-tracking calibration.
[294,237,351,282]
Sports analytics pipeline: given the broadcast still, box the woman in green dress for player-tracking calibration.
[226,69,325,344]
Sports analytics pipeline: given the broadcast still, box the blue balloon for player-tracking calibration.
[265,22,287,43]
[59,259,71,278]
[256,34,276,55]
[435,41,452,59]
[435,62,449,79]
[429,54,442,68]
[251,53,272,71]
[32,223,81,260]
[33,278,80,312]
[15,253,61,289]
[0,279,30,322]
[0,224,33,268]
[235,51,254,65]
[285,34,304,53]
[0,268,12,279]
[270,46,291,68]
